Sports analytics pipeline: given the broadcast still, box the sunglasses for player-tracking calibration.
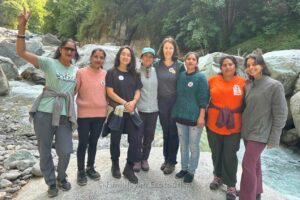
[62,46,76,52]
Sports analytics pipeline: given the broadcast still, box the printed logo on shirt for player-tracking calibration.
[118,75,124,81]
[188,82,193,87]
[233,84,242,96]
[100,80,105,86]
[169,68,176,74]
[56,72,76,82]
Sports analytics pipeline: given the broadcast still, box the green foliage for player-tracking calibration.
[0,0,26,28]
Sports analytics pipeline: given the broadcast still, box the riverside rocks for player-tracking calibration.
[0,66,9,96]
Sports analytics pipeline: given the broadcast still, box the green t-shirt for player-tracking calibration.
[37,56,77,115]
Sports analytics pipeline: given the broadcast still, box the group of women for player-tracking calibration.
[16,9,288,200]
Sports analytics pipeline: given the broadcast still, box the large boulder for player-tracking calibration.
[290,91,300,137]
[21,67,45,85]
[263,50,300,96]
[41,33,61,46]
[0,56,19,80]
[0,66,9,96]
[281,128,299,146]
[0,39,44,67]
[76,44,119,69]
[198,52,246,79]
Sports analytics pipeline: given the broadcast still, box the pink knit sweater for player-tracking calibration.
[76,67,107,118]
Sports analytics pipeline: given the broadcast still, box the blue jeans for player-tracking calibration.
[176,123,203,174]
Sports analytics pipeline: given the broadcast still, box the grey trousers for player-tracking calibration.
[33,111,73,186]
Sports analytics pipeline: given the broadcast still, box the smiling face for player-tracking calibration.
[163,42,174,61]
[246,57,263,79]
[119,48,131,67]
[90,50,105,69]
[60,41,76,62]
[141,52,154,68]
[185,53,198,72]
[221,58,236,79]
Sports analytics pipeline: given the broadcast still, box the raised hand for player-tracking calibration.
[18,7,31,27]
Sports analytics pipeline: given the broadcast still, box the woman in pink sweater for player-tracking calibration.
[75,49,108,186]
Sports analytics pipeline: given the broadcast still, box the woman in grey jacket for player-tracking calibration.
[239,54,288,200]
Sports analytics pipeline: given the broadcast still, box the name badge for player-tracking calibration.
[188,82,193,87]
[233,85,242,96]
[118,75,124,81]
[169,68,176,74]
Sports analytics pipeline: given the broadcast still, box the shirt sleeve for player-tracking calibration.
[197,73,210,108]
[135,75,143,90]
[105,69,114,88]
[268,81,288,147]
[37,56,52,72]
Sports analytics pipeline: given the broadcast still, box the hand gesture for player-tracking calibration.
[18,7,31,27]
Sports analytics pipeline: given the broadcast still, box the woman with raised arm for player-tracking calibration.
[16,8,79,198]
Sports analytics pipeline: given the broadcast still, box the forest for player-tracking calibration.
[1,0,300,53]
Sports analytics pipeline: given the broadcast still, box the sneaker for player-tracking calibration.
[111,161,121,179]
[133,162,141,172]
[57,178,71,191]
[160,162,166,171]
[141,160,149,171]
[86,167,101,180]
[47,184,58,198]
[123,164,138,184]
[226,187,237,200]
[175,170,188,179]
[163,163,175,175]
[77,170,87,186]
[210,176,223,190]
[183,173,194,183]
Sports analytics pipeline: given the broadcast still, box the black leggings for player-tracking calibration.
[77,117,105,171]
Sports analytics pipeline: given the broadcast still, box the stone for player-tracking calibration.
[290,92,300,137]
[0,56,19,80]
[0,39,44,67]
[76,44,119,69]
[20,67,45,85]
[4,186,21,193]
[41,33,61,46]
[0,179,12,189]
[31,163,42,177]
[294,73,300,94]
[281,129,300,146]
[3,150,36,170]
[16,160,36,171]
[198,52,246,79]
[20,174,32,180]
[263,50,300,96]
[285,97,294,128]
[6,145,14,150]
[0,66,9,96]
[0,192,6,200]
[21,167,32,176]
[0,170,21,181]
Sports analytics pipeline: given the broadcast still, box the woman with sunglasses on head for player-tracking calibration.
[75,49,107,186]
[16,9,79,198]
[172,52,209,183]
[206,56,245,200]
[154,36,185,175]
[105,46,143,184]
[239,54,287,200]
[132,47,158,172]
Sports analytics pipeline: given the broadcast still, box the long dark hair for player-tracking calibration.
[244,53,271,80]
[90,48,106,69]
[157,36,180,62]
[184,52,199,72]
[219,55,238,76]
[53,39,80,63]
[114,46,138,77]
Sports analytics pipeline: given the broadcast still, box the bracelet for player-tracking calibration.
[17,35,26,39]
